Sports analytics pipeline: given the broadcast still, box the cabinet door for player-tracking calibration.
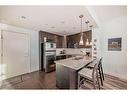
[47,33,55,42]
[40,32,46,42]
[67,31,92,48]
[39,31,63,47]
[56,55,66,60]
[56,36,63,48]
[56,64,69,89]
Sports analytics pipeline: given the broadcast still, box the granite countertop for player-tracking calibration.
[55,53,86,56]
[54,56,92,70]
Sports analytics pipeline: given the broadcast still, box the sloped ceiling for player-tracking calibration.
[91,6,127,24]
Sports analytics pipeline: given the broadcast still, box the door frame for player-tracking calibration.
[0,29,31,76]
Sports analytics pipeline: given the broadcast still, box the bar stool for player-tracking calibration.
[87,57,104,86]
[97,58,104,79]
[78,60,100,89]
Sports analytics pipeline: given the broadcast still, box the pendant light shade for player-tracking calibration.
[90,40,92,46]
[86,39,89,46]
[89,25,93,46]
[85,20,91,46]
[79,33,84,45]
[79,14,84,45]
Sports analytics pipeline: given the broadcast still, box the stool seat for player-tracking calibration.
[78,59,100,89]
[78,68,93,80]
[87,63,95,68]
[86,57,104,86]
[87,58,97,69]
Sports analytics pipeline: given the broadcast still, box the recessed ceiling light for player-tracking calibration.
[51,26,55,28]
[72,27,76,29]
[89,25,93,27]
[79,14,84,18]
[85,20,90,24]
[61,21,65,24]
[63,30,66,32]
[45,24,48,26]
[21,16,26,19]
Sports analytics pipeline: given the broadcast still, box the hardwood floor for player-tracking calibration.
[0,71,57,89]
[102,74,127,89]
[0,71,127,89]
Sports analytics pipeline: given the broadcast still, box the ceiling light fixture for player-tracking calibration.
[89,25,93,30]
[21,16,26,19]
[45,24,48,26]
[86,39,89,46]
[72,27,76,29]
[85,20,89,31]
[79,14,84,45]
[51,26,55,28]
[89,25,93,46]
[89,40,92,46]
[85,20,90,46]
[61,21,65,24]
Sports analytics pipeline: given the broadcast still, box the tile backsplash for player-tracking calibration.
[56,48,92,55]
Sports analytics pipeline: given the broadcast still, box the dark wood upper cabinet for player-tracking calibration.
[67,31,92,48]
[39,31,46,43]
[39,31,64,48]
[56,35,63,48]
[39,30,91,48]
[46,33,56,42]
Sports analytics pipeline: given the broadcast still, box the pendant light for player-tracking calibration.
[90,40,92,46]
[79,15,84,45]
[89,25,93,46]
[86,39,89,46]
[85,20,90,46]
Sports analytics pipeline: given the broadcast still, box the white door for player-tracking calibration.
[2,31,30,79]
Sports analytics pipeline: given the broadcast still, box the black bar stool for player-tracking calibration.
[86,57,104,86]
[78,59,100,89]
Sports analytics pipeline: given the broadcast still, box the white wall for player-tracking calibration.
[0,23,39,72]
[87,6,127,80]
[92,16,127,80]
[100,16,127,80]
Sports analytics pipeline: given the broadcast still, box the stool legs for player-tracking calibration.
[96,70,100,89]
[101,66,104,80]
[98,67,103,86]
[78,75,80,89]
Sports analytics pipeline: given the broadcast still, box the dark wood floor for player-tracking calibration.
[0,71,127,89]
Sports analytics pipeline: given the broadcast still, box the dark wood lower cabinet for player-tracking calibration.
[56,55,66,60]
[56,64,70,89]
[56,64,77,89]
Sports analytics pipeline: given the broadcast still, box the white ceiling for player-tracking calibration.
[0,6,97,35]
[92,6,127,24]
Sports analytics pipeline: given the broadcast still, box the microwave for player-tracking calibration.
[45,42,56,49]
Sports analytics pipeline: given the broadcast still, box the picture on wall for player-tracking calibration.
[108,37,122,51]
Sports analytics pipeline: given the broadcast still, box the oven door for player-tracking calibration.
[45,55,56,72]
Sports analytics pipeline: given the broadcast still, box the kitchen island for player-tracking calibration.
[54,56,92,89]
